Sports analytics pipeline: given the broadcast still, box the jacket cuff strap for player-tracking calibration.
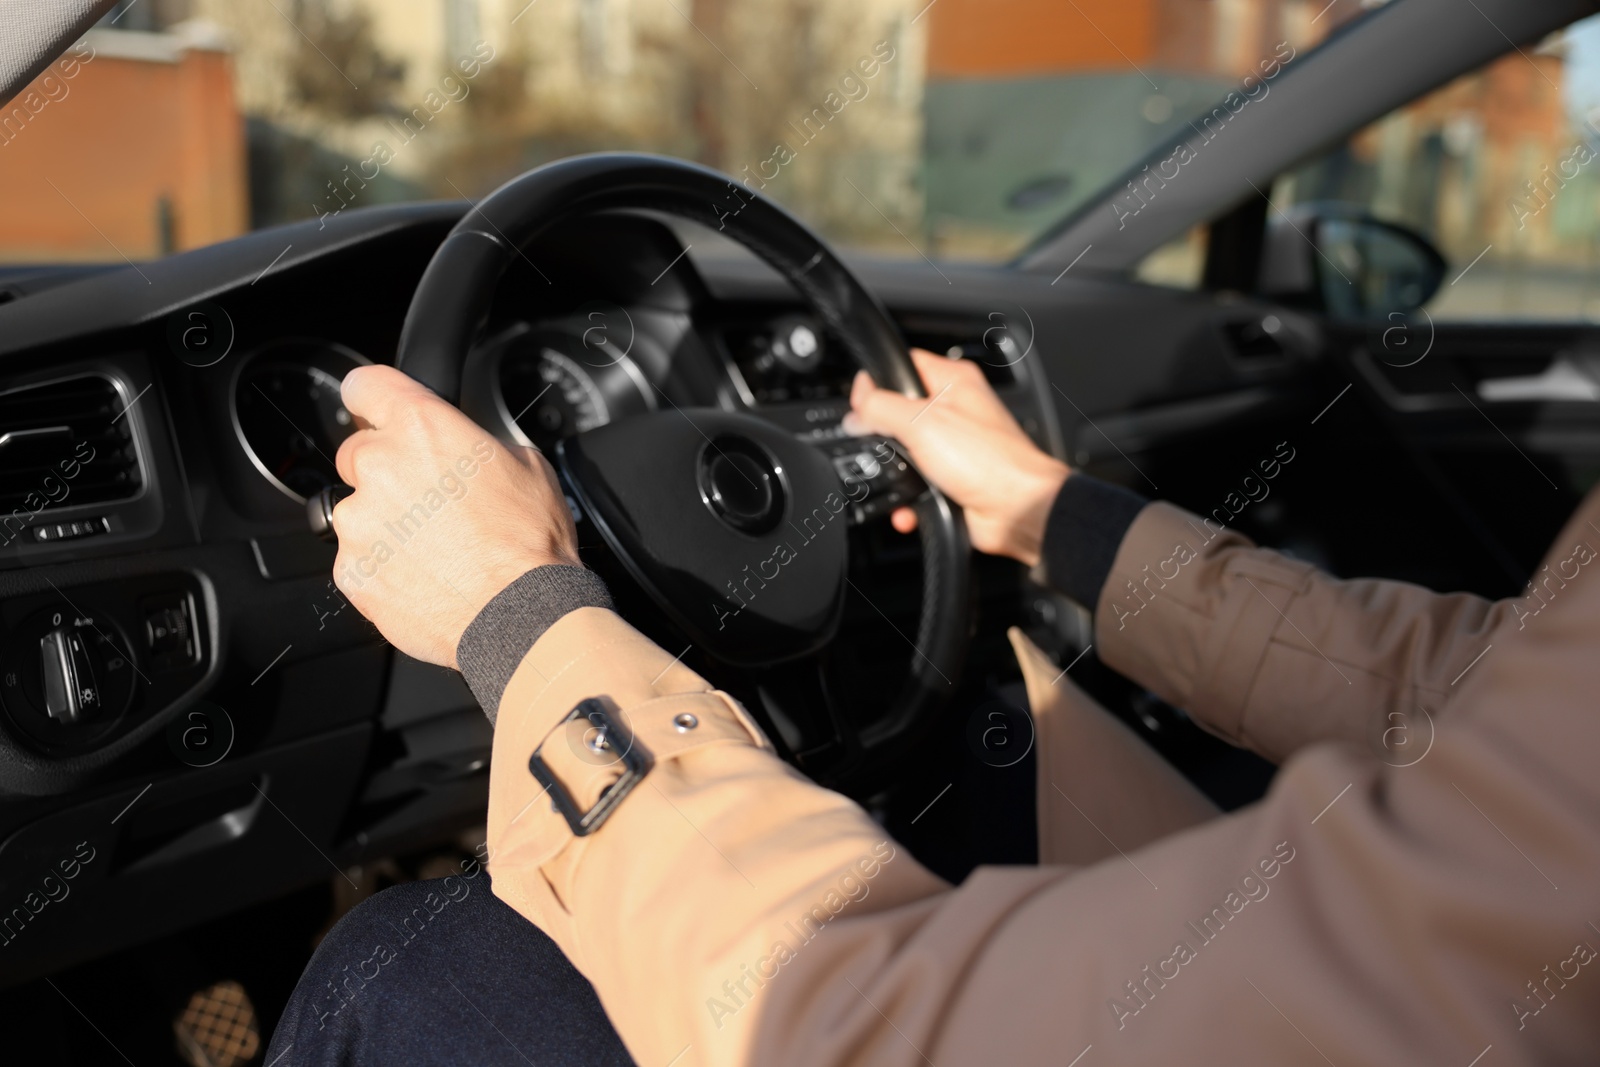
[1039,474,1149,609]
[456,565,613,723]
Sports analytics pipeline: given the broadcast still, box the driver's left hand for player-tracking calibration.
[330,364,581,668]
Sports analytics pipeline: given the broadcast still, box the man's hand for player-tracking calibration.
[844,349,1070,567]
[330,365,581,667]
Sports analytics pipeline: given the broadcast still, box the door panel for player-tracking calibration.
[1339,322,1599,586]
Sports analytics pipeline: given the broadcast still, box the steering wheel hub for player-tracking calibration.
[699,436,784,535]
[560,410,846,668]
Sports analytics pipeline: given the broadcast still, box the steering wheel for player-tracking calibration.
[392,153,970,784]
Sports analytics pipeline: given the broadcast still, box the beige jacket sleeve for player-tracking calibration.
[1094,501,1529,762]
[483,494,1600,1067]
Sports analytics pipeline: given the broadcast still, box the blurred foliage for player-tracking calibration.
[285,0,408,120]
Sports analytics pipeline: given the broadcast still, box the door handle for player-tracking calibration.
[116,776,269,874]
[1477,358,1600,402]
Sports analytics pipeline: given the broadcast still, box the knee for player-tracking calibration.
[287,881,468,1029]
[342,878,473,947]
[326,877,480,967]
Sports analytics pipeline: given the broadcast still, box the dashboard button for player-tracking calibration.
[141,594,196,670]
[31,516,110,543]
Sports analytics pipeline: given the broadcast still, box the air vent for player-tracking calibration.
[900,328,1018,386]
[0,375,143,514]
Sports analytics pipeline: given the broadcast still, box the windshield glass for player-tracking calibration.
[2,0,1361,266]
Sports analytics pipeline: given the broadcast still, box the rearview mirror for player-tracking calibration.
[1259,204,1446,320]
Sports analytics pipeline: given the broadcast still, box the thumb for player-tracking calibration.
[845,369,926,439]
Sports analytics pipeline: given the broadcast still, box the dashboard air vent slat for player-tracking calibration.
[0,375,143,514]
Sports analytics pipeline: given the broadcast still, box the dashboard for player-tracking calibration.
[0,202,1064,988]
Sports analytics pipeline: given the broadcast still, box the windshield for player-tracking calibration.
[2,0,1365,266]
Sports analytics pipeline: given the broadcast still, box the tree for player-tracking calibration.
[286,0,407,120]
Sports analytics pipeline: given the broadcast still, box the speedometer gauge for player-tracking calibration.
[525,348,610,437]
[496,325,655,450]
[231,339,368,503]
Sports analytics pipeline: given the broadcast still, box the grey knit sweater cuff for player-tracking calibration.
[1039,473,1149,611]
[455,565,614,724]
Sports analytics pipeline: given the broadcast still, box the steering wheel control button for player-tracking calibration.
[698,437,785,535]
[832,451,882,484]
[39,628,101,724]
[824,437,928,523]
[673,713,699,732]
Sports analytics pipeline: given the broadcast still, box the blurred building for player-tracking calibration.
[1289,50,1579,258]
[920,0,1334,258]
[1279,38,1600,318]
[185,0,927,247]
[0,20,246,263]
[3,0,1593,288]
[396,0,929,249]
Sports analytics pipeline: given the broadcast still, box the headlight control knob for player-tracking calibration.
[39,626,103,724]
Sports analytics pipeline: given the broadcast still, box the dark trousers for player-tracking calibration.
[267,876,634,1066]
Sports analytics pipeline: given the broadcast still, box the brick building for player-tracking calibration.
[0,22,247,263]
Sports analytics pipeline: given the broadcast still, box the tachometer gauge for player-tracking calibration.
[231,339,368,503]
[496,325,656,449]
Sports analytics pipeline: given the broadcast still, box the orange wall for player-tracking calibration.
[925,0,1308,82]
[0,39,247,263]
[926,0,1158,79]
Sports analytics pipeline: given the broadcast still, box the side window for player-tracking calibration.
[1271,15,1600,321]
[1135,226,1207,289]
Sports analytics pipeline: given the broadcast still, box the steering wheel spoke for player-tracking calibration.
[738,653,857,773]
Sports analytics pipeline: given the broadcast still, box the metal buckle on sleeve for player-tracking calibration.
[528,699,654,837]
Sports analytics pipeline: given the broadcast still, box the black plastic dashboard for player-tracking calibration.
[0,200,1062,985]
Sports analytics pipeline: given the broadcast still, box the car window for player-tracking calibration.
[1270,12,1600,321]
[1,0,1372,268]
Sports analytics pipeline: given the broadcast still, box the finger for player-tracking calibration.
[909,348,982,396]
[847,369,926,439]
[340,364,436,429]
[890,507,918,535]
[329,495,356,546]
[335,427,377,487]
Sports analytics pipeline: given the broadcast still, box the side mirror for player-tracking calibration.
[1258,203,1446,319]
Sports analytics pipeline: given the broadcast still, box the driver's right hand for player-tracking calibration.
[843,348,1070,567]
[329,364,582,669]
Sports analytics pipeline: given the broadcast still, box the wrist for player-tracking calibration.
[999,455,1071,568]
[448,550,582,661]
[455,564,613,719]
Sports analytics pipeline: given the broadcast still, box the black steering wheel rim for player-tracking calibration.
[395,152,970,781]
